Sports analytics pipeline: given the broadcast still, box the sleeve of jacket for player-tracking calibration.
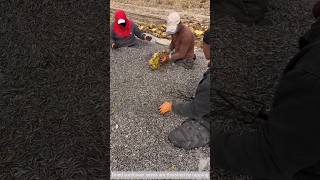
[133,23,145,40]
[212,67,320,180]
[169,40,175,51]
[170,36,190,61]
[172,73,210,119]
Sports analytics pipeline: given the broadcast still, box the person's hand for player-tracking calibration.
[159,101,172,115]
[145,35,152,41]
[160,53,170,64]
[112,43,118,49]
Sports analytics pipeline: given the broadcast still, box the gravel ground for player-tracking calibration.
[110,41,210,171]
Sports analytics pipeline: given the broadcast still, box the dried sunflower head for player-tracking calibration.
[148,51,169,70]
[149,52,161,70]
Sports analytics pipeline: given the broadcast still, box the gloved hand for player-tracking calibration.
[145,35,152,41]
[160,53,170,64]
[159,101,172,115]
[111,43,118,49]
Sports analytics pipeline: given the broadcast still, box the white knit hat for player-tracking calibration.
[166,12,181,35]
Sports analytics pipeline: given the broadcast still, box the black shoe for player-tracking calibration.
[168,120,210,150]
[173,59,195,70]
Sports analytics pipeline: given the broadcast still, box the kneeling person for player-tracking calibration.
[160,12,196,69]
[159,30,211,150]
[111,10,152,49]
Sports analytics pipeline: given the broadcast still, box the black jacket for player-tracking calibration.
[172,69,210,125]
[212,19,320,180]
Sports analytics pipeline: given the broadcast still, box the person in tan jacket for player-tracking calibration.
[160,12,196,69]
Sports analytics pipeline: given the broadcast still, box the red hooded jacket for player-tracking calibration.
[113,10,133,38]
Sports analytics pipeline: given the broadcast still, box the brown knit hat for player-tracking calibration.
[313,1,320,18]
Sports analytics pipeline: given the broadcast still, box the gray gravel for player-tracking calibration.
[110,41,209,171]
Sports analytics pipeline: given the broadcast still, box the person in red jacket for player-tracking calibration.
[111,10,152,49]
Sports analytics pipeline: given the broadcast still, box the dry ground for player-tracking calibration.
[110,0,210,24]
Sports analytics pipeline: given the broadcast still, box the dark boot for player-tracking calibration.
[173,58,195,70]
[168,119,210,150]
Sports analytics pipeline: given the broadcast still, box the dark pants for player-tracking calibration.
[173,54,196,69]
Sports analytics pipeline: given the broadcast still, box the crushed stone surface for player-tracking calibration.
[110,41,210,171]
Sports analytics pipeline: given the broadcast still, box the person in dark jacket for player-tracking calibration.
[111,10,152,49]
[159,30,211,150]
[212,2,320,180]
